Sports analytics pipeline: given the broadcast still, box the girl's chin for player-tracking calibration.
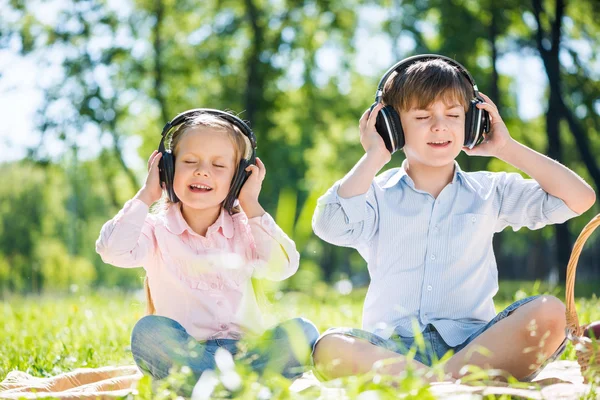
[178,197,226,211]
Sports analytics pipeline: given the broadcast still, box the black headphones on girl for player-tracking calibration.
[157,108,257,214]
[371,54,491,153]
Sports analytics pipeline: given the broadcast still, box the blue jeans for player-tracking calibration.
[317,295,567,381]
[131,316,319,381]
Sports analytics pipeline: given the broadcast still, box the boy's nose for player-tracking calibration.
[431,117,448,131]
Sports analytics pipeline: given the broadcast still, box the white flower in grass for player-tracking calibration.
[220,370,242,392]
[191,370,219,400]
[215,347,241,391]
[334,279,353,295]
[357,390,383,400]
[215,347,235,372]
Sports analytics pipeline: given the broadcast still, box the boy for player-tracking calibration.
[311,55,596,381]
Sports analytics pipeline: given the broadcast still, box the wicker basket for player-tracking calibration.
[565,213,600,384]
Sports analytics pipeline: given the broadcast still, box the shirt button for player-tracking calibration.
[210,283,218,289]
[433,225,439,233]
[471,216,477,222]
[262,215,273,228]
[427,285,433,291]
[430,254,436,260]
[220,324,228,330]
[217,300,223,306]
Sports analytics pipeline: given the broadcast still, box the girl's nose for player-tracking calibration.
[194,163,210,176]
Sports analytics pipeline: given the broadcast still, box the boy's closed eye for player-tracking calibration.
[412,103,463,119]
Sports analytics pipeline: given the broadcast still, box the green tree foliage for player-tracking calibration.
[0,0,598,293]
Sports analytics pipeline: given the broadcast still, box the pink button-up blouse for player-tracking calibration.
[96,198,299,341]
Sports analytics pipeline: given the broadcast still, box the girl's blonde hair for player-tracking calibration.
[145,276,155,315]
[146,112,252,314]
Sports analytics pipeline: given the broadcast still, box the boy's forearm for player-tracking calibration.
[338,153,387,198]
[497,139,596,214]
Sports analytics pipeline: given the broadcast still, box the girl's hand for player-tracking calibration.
[238,157,266,218]
[462,93,514,158]
[136,150,164,206]
[360,103,391,164]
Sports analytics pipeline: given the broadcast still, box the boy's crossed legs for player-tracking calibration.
[313,295,567,382]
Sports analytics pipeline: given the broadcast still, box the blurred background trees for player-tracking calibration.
[0,0,598,295]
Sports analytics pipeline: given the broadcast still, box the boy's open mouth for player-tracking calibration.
[427,140,452,148]
[189,184,213,193]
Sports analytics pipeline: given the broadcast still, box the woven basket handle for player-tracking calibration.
[565,213,600,337]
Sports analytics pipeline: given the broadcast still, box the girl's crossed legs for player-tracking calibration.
[131,315,319,382]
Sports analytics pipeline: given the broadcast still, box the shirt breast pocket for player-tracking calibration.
[448,213,490,263]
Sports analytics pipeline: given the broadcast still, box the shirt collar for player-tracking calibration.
[382,159,465,189]
[164,204,234,238]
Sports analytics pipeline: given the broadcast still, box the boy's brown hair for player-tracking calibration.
[382,59,473,113]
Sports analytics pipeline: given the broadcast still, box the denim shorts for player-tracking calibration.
[317,295,567,381]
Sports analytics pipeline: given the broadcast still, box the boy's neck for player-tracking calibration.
[404,160,456,199]
[180,204,222,237]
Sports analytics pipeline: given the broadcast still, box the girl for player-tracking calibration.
[96,109,319,384]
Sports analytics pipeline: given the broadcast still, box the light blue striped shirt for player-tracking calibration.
[312,160,579,346]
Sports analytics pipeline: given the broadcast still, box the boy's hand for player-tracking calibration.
[462,93,514,158]
[360,103,391,165]
[239,157,266,218]
[135,150,164,206]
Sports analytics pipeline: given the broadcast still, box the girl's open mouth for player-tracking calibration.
[189,184,213,193]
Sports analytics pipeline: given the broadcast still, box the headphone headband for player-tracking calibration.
[160,108,257,158]
[375,54,480,103]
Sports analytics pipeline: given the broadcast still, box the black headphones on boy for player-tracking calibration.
[157,108,257,214]
[371,54,491,154]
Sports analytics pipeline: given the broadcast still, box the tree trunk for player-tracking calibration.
[153,0,169,124]
[489,1,506,275]
[243,0,264,126]
[532,0,572,282]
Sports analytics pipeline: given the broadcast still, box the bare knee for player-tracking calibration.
[313,334,349,374]
[520,296,566,343]
[313,333,376,379]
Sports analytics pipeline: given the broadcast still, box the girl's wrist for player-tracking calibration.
[135,188,156,207]
[240,200,265,218]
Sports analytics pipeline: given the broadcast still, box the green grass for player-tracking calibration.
[1,281,599,399]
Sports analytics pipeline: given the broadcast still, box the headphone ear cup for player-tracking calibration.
[464,99,481,149]
[159,152,179,203]
[223,161,250,214]
[374,104,404,153]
